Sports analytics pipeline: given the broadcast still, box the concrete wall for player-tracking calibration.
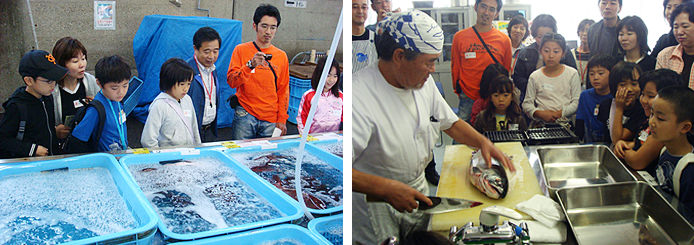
[0,0,343,112]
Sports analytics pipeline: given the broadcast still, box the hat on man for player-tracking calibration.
[377,9,444,54]
[19,50,68,81]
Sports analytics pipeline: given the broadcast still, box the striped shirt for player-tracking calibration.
[656,44,694,89]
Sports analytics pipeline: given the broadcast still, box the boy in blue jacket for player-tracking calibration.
[70,55,131,152]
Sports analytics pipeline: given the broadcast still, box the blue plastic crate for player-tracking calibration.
[118,149,304,241]
[169,224,328,245]
[0,153,158,245]
[287,105,299,124]
[123,76,144,116]
[224,141,343,215]
[289,76,311,109]
[308,214,343,245]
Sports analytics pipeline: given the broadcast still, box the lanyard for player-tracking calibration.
[194,56,215,108]
[105,96,126,149]
[578,51,588,82]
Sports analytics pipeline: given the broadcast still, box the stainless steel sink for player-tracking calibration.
[557,182,694,245]
[535,145,637,196]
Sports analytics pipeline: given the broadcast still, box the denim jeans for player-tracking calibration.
[231,106,276,140]
[457,93,475,122]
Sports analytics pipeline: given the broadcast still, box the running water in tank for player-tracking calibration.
[128,157,282,234]
[0,168,138,244]
[230,148,343,209]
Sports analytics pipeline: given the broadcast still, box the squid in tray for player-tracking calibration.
[469,150,508,199]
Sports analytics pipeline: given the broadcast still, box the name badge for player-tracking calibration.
[465,52,476,59]
[638,130,649,142]
[120,110,127,124]
[593,104,600,117]
[73,99,83,109]
[184,109,192,118]
[508,123,519,130]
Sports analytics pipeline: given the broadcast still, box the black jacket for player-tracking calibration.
[651,30,677,60]
[0,87,58,158]
[511,42,577,102]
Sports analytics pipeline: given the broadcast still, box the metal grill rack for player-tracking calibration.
[483,127,579,145]
[483,130,527,144]
[526,127,579,145]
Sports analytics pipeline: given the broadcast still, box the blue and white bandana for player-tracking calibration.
[377,9,444,54]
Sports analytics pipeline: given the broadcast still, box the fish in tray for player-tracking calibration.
[469,150,508,199]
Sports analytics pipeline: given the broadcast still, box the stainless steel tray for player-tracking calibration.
[557,182,694,245]
[534,145,637,197]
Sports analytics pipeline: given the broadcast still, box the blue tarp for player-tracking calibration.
[132,15,242,127]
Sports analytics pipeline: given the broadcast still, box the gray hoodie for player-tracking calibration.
[141,92,201,148]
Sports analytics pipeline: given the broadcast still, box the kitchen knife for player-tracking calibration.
[366,195,483,214]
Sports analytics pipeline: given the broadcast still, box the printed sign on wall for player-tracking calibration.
[285,0,307,8]
[94,1,116,30]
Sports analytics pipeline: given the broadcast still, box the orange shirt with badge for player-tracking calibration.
[227,42,289,124]
[451,27,512,100]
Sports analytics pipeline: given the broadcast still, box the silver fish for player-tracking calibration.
[469,150,508,199]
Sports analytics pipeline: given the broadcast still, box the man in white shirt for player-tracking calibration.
[352,10,514,244]
[187,27,221,142]
[352,0,378,73]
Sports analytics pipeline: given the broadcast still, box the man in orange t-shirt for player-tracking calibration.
[451,0,511,122]
[227,4,289,139]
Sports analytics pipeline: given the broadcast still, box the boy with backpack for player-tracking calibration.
[0,50,68,158]
[65,55,131,153]
[649,86,694,210]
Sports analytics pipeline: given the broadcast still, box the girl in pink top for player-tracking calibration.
[297,57,343,134]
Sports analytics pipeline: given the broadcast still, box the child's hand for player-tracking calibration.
[55,124,71,139]
[613,140,631,159]
[85,96,94,103]
[35,145,49,156]
[552,110,563,120]
[615,87,628,110]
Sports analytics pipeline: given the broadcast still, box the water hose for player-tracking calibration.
[294,10,343,220]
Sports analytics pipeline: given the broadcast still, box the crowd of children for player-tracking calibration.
[0,29,342,158]
[466,1,694,210]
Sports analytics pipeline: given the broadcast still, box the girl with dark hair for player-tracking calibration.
[296,56,343,134]
[474,74,527,132]
[521,33,581,127]
[470,63,509,125]
[617,16,656,72]
[596,61,646,144]
[141,58,201,148]
[51,37,100,140]
[512,14,577,103]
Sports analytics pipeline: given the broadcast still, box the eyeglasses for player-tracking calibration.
[477,3,497,13]
[36,78,56,84]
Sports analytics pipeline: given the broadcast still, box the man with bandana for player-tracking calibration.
[451,0,512,122]
[352,10,515,244]
[352,0,378,73]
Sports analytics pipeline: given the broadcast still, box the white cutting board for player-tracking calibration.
[429,142,542,231]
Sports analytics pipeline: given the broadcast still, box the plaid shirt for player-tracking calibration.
[656,44,694,89]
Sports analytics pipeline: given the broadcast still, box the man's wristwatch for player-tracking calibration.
[246,59,255,69]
